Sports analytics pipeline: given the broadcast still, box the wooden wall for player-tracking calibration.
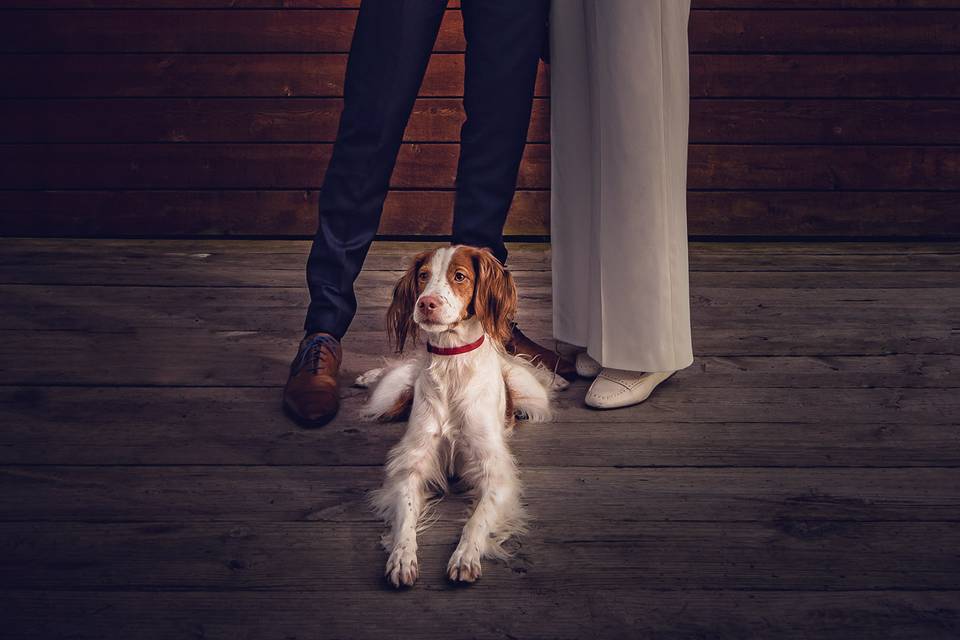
[1,0,958,238]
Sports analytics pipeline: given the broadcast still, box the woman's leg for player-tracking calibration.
[586,0,694,374]
[549,0,593,349]
[579,0,694,408]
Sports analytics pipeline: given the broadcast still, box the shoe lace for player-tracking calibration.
[292,334,338,375]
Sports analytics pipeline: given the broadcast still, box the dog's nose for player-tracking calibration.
[418,295,440,311]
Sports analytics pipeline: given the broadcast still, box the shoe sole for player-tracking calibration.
[584,371,676,410]
[282,399,339,428]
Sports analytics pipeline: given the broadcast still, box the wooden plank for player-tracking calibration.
[0,98,550,144]
[3,1,959,11]
[3,241,960,285]
[0,9,466,53]
[3,143,959,191]
[687,191,960,237]
[8,99,960,145]
[5,9,960,53]
[0,143,549,189]
[0,53,549,98]
[1,519,958,590]
[4,53,959,98]
[4,590,959,640]
[693,54,960,98]
[692,10,960,53]
[694,0,960,6]
[2,466,959,523]
[2,190,959,238]
[691,99,960,145]
[3,386,957,466]
[2,279,957,333]
[1,316,960,382]
[1,313,958,386]
[0,190,550,237]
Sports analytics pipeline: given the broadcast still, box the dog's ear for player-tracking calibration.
[387,250,431,353]
[470,248,518,346]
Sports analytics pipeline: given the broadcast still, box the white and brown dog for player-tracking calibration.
[356,245,556,587]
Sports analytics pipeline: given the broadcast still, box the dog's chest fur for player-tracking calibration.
[417,344,506,441]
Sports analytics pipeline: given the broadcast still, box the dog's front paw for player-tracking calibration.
[385,543,419,588]
[447,544,482,583]
[354,367,384,388]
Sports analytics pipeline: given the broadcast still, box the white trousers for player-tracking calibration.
[550,0,694,373]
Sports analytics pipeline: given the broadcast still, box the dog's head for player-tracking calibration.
[387,245,518,352]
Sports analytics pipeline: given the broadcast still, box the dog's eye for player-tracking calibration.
[454,272,467,283]
[418,271,429,281]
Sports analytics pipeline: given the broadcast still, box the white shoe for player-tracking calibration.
[584,369,676,409]
[575,352,602,378]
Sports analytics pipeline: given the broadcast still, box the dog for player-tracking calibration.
[356,245,556,587]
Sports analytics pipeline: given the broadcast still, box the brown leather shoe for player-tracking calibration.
[282,332,342,427]
[505,324,578,382]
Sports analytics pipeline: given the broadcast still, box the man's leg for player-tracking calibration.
[451,0,549,265]
[305,0,448,339]
[287,0,447,427]
[451,0,575,382]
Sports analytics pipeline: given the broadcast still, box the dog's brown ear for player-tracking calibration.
[470,248,518,346]
[387,250,430,353]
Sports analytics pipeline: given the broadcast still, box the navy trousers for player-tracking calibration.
[304,0,549,338]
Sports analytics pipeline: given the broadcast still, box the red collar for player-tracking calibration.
[427,335,485,356]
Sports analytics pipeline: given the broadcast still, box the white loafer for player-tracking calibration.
[575,352,602,378]
[584,369,676,409]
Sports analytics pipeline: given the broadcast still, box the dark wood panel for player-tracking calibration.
[0,9,465,53]
[1,519,958,591]
[4,590,959,640]
[2,467,958,523]
[3,384,957,466]
[5,9,959,53]
[0,53,549,97]
[0,98,549,143]
[3,0,959,8]
[5,276,958,332]
[687,191,960,236]
[3,143,957,190]
[0,143,546,189]
[693,10,960,52]
[691,99,960,145]
[4,240,958,283]
[0,190,549,236]
[694,0,960,6]
[694,54,960,98]
[2,190,958,237]
[8,98,960,145]
[4,53,958,98]
[1,326,957,385]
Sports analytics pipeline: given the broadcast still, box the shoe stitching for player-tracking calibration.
[291,334,340,376]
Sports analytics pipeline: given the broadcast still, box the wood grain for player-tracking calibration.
[1,239,959,637]
[2,190,959,237]
[5,53,959,98]
[8,99,960,145]
[4,590,958,640]
[5,9,959,53]
[2,519,959,591]
[4,1,959,10]
[4,385,957,466]
[3,143,958,191]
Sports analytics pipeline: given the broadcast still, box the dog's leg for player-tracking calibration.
[361,359,420,421]
[447,421,525,583]
[501,356,553,423]
[370,407,444,588]
[353,367,384,388]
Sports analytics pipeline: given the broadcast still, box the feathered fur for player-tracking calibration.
[359,246,554,588]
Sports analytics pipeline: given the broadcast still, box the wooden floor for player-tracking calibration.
[1,239,959,639]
